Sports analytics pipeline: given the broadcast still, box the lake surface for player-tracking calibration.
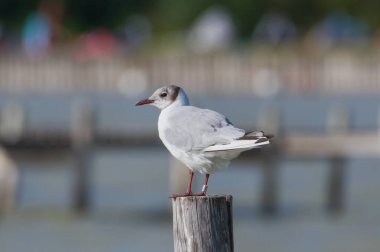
[2,92,380,133]
[0,147,379,252]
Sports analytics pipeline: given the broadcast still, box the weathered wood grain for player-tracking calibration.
[172,195,233,252]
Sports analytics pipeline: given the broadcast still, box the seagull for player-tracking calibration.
[136,85,272,197]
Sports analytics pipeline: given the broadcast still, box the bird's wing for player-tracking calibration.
[162,106,245,151]
[203,130,273,152]
[203,139,270,152]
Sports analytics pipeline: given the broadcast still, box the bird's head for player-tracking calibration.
[135,85,189,110]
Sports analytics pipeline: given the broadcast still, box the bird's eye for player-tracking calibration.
[160,92,167,98]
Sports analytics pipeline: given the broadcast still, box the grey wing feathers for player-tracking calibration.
[202,129,273,152]
[164,106,245,151]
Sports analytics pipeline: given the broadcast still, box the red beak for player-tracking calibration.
[135,98,154,106]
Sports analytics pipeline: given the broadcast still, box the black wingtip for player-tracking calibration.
[240,131,274,141]
[255,138,269,144]
[265,134,274,139]
[238,135,259,140]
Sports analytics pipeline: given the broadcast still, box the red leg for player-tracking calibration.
[204,174,209,187]
[186,171,194,194]
[202,173,210,195]
[170,172,211,198]
[170,170,195,198]
[191,174,210,196]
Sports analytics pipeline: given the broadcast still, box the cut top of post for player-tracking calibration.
[172,195,234,252]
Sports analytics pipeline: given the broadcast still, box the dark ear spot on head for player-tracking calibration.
[170,85,180,101]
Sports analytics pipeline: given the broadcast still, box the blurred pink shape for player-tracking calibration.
[74,28,118,60]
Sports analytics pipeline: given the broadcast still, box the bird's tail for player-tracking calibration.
[203,131,273,152]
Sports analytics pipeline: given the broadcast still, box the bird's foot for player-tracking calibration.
[190,192,207,196]
[169,191,206,199]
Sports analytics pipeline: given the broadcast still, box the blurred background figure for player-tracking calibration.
[187,6,235,52]
[73,28,117,59]
[22,0,65,57]
[253,11,297,45]
[307,11,369,49]
[117,15,152,52]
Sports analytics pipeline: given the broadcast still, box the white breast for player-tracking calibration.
[158,109,185,161]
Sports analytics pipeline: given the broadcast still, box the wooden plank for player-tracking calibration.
[172,195,234,252]
[282,132,380,157]
[1,129,380,158]
[3,131,380,160]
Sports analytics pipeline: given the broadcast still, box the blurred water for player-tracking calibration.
[0,94,380,252]
[1,93,380,132]
[0,148,379,252]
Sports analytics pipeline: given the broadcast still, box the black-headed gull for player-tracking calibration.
[136,85,272,197]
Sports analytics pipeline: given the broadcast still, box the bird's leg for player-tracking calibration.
[191,173,210,196]
[185,170,194,195]
[170,172,210,198]
[202,174,210,194]
[170,170,195,198]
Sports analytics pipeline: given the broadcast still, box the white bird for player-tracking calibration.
[136,85,272,197]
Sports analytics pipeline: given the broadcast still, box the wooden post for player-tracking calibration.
[258,107,280,215]
[326,156,345,213]
[0,101,24,143]
[326,105,349,213]
[172,195,234,252]
[0,147,18,217]
[70,100,94,212]
[260,155,278,215]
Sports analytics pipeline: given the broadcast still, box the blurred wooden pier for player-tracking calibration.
[1,50,380,95]
[1,101,379,215]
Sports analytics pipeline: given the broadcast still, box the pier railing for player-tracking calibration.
[1,50,380,95]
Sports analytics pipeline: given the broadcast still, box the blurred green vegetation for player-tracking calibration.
[0,0,380,37]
